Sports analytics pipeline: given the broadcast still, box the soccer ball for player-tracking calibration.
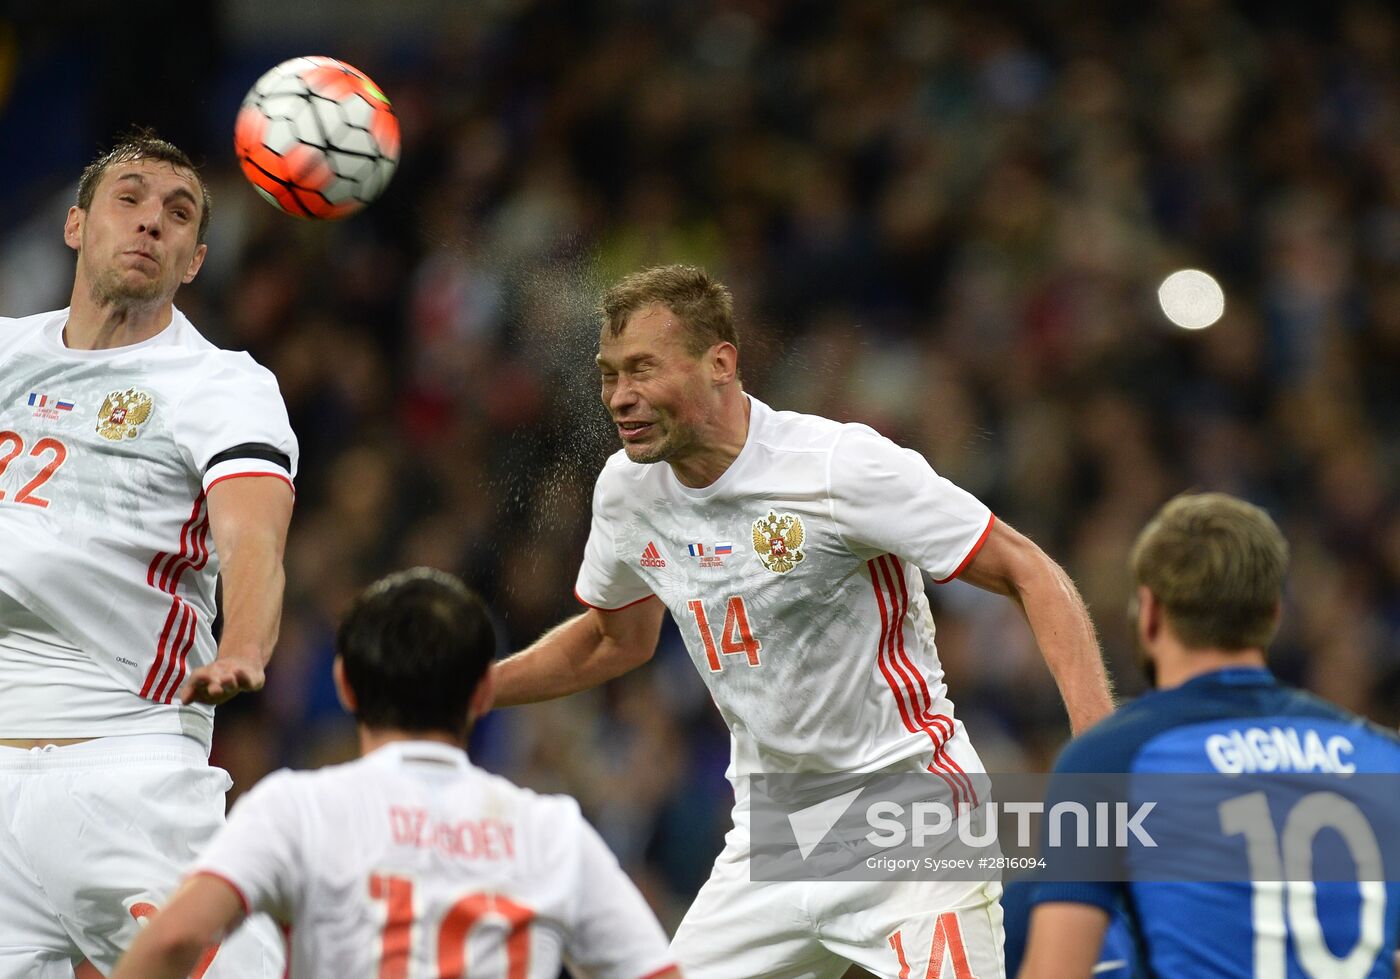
[234,56,400,219]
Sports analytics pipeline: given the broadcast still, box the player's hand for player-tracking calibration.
[179,656,266,705]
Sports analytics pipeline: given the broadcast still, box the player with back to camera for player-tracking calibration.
[491,265,1116,977]
[1019,492,1400,979]
[111,567,683,979]
[0,131,295,977]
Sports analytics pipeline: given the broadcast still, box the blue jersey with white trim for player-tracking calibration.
[1033,668,1400,978]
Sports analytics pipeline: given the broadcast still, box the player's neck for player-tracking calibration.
[1153,646,1268,690]
[668,391,751,488]
[358,726,466,756]
[65,283,175,351]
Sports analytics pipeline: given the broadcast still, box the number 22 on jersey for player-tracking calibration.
[686,596,762,672]
[0,431,68,508]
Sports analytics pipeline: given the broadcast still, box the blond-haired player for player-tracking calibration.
[113,568,681,979]
[492,265,1115,978]
[0,131,293,977]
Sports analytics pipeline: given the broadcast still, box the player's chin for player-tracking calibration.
[621,439,669,464]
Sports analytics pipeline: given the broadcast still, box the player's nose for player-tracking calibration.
[608,375,637,409]
[134,202,164,238]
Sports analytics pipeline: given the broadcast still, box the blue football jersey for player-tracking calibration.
[1033,668,1400,979]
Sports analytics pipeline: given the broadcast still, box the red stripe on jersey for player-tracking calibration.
[155,494,208,591]
[188,870,252,917]
[637,967,680,979]
[874,555,978,807]
[869,558,964,808]
[868,558,918,735]
[884,557,979,806]
[160,496,209,592]
[572,589,658,613]
[932,513,996,584]
[148,496,204,587]
[205,470,295,496]
[152,601,194,703]
[141,598,183,698]
[173,514,214,592]
[164,605,199,703]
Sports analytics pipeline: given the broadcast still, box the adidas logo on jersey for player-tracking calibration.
[640,541,667,568]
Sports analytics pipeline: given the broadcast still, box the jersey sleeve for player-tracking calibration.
[172,354,299,492]
[1029,730,1126,913]
[561,808,676,979]
[191,770,303,923]
[828,424,993,580]
[574,466,654,610]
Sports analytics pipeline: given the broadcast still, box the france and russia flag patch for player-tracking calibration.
[28,393,74,411]
[688,542,734,557]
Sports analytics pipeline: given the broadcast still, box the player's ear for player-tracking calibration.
[332,656,358,714]
[468,663,496,723]
[1137,586,1161,643]
[182,242,208,284]
[64,206,84,252]
[711,341,738,386]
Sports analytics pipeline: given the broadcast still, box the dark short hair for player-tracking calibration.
[76,129,212,243]
[600,264,737,357]
[1131,493,1289,650]
[336,568,497,740]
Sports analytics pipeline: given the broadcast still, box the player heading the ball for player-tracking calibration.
[491,264,1116,978]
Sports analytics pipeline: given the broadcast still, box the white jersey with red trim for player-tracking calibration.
[0,308,297,746]
[576,395,993,790]
[195,741,677,979]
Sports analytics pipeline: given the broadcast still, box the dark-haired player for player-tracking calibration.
[112,568,681,979]
[0,131,294,977]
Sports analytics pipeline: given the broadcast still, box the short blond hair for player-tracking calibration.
[600,264,737,357]
[1131,493,1288,650]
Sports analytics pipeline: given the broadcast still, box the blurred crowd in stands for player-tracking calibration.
[3,0,1399,924]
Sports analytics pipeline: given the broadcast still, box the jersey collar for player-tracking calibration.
[44,306,190,360]
[368,739,471,770]
[1179,666,1276,690]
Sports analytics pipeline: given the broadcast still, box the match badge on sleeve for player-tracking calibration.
[96,388,154,441]
[752,511,805,575]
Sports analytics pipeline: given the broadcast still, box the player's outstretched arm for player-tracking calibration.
[1017,902,1110,979]
[180,475,294,705]
[109,874,244,979]
[493,598,665,707]
[957,520,1114,733]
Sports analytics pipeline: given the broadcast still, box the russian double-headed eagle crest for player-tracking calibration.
[752,510,805,575]
[96,388,154,441]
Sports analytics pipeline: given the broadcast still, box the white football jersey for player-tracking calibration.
[195,742,677,979]
[0,308,297,746]
[576,396,993,790]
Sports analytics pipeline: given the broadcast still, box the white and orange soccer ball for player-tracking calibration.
[234,56,400,219]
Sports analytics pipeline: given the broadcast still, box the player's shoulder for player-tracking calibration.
[592,448,663,508]
[166,311,278,384]
[1057,669,1400,773]
[749,396,863,454]
[0,308,62,355]
[0,308,59,332]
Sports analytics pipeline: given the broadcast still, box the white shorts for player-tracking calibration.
[671,831,1004,979]
[0,735,284,979]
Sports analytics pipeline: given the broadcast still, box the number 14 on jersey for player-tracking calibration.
[686,596,762,672]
